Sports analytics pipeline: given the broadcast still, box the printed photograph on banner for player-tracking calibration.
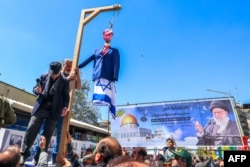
[110,98,243,148]
[9,134,22,147]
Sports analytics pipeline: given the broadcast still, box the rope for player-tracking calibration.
[109,9,120,29]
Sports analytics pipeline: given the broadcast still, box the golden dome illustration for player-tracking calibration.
[121,114,139,126]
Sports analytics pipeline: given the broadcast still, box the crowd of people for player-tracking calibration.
[0,134,225,167]
[0,59,229,167]
[0,60,227,167]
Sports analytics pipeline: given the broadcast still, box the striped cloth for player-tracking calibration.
[92,78,116,118]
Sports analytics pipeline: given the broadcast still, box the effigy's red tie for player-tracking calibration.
[102,46,109,56]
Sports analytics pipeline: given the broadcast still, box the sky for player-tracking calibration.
[1,0,250,114]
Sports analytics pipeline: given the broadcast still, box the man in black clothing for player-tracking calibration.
[20,61,70,166]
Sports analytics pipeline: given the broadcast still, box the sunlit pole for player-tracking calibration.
[206,88,235,108]
[58,4,121,156]
[206,89,231,97]
[206,88,236,109]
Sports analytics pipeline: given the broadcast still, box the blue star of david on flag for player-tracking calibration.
[95,79,112,91]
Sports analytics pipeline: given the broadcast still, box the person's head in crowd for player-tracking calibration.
[132,147,141,159]
[107,155,149,167]
[92,136,122,166]
[62,59,73,75]
[170,149,192,167]
[121,147,129,156]
[217,157,223,163]
[157,154,166,162]
[166,138,175,149]
[164,161,172,167]
[0,145,21,167]
[133,147,147,162]
[219,160,224,167]
[82,147,95,165]
[49,61,62,80]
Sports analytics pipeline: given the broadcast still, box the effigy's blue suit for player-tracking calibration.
[79,47,120,82]
[79,47,120,117]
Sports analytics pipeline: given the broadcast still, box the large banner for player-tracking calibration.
[111,98,243,148]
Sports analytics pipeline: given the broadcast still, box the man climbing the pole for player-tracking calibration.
[78,28,120,118]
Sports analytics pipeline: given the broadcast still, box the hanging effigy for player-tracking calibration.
[78,28,120,118]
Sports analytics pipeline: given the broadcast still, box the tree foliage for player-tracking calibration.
[71,79,101,124]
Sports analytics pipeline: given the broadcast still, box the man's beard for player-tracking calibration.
[214,116,229,125]
[64,71,70,75]
[214,117,229,133]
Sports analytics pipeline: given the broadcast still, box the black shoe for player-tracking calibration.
[20,155,28,166]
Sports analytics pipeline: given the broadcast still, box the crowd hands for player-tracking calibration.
[0,134,224,167]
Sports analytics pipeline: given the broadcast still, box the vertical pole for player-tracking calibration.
[58,9,85,156]
[58,4,121,156]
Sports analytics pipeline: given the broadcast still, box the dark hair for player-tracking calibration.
[137,149,147,157]
[107,156,148,167]
[0,146,21,167]
[96,137,122,165]
[97,143,120,164]
[86,147,93,152]
[176,156,187,164]
[166,138,174,143]
[157,154,165,162]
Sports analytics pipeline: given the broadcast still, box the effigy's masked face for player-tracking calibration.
[103,33,113,42]
[102,29,113,42]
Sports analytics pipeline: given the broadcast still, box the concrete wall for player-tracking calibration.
[0,81,36,106]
